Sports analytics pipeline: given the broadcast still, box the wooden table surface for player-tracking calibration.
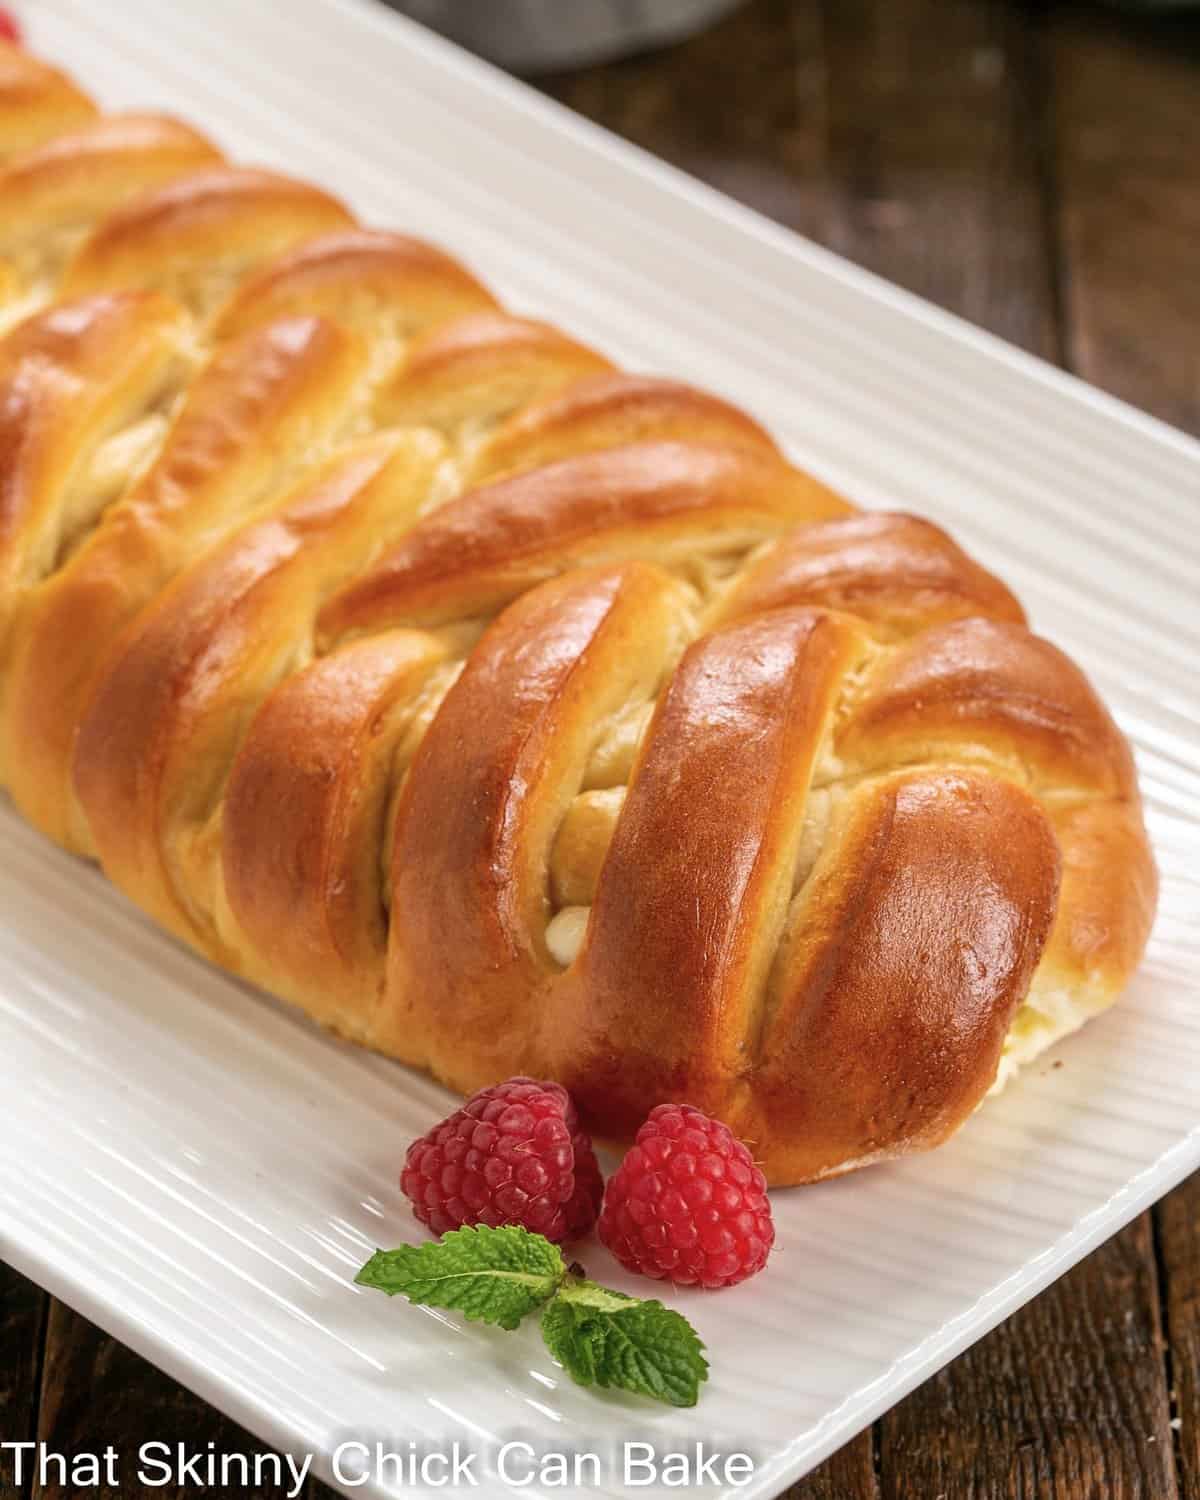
[2,2,1197,1496]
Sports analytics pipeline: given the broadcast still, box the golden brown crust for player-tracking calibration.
[0,44,1158,1185]
[384,562,691,1085]
[219,629,450,1029]
[72,431,445,941]
[837,617,1138,797]
[373,312,615,441]
[3,314,368,847]
[0,114,223,295]
[712,511,1026,639]
[0,292,189,644]
[467,372,780,484]
[62,167,356,315]
[212,229,499,345]
[318,440,852,641]
[0,41,96,162]
[1040,799,1158,1000]
[546,608,867,1132]
[750,769,1061,1179]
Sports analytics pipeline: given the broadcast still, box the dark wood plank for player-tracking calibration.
[0,1262,47,1500]
[31,1297,317,1500]
[542,0,830,238]
[819,0,1060,359]
[1049,1,1200,433]
[782,1431,879,1500]
[1160,1178,1200,1500]
[880,1216,1178,1499]
[543,0,1061,364]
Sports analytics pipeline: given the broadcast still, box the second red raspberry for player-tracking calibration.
[598,1103,774,1288]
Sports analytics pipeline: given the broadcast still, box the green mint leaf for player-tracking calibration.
[541,1278,709,1408]
[355,1225,566,1331]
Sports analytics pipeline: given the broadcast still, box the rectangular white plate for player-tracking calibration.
[2,2,1198,1496]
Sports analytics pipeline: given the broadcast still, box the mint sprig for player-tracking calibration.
[542,1278,708,1408]
[355,1224,566,1330]
[355,1225,708,1407]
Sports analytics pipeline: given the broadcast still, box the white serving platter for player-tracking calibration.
[1,1,1198,1496]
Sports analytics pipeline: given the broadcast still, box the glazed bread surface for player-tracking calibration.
[0,41,1156,1183]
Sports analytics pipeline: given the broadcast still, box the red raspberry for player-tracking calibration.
[598,1103,773,1288]
[401,1077,602,1243]
[0,9,21,45]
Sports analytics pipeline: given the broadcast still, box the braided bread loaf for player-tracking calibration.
[0,41,1156,1183]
